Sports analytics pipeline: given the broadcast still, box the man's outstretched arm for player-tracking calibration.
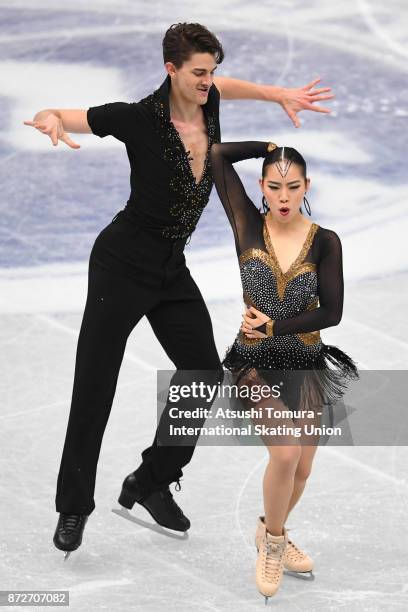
[213,76,334,128]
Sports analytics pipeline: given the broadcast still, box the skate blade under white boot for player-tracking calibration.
[284,568,315,581]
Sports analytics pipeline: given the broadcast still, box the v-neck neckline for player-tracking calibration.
[170,120,210,188]
[263,219,318,276]
[155,75,217,189]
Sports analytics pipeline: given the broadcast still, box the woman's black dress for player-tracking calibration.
[210,141,359,417]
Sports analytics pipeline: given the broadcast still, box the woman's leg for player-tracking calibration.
[250,394,302,536]
[283,378,322,522]
[263,444,302,535]
[284,445,318,523]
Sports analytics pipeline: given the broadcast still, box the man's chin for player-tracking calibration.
[196,91,209,103]
[184,92,208,106]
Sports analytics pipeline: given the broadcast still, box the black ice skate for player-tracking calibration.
[53,513,88,560]
[118,473,190,532]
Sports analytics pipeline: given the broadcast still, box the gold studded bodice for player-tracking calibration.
[239,221,321,348]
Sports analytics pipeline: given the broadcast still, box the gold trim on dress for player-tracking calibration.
[306,297,319,310]
[296,297,321,345]
[266,319,275,337]
[262,221,319,300]
[296,330,321,345]
[238,228,321,346]
[239,297,321,346]
[263,221,318,275]
[239,329,263,346]
[239,229,319,301]
[239,248,270,268]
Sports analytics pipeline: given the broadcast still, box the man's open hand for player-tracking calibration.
[23,114,80,148]
[278,77,335,128]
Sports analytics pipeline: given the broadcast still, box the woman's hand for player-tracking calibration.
[241,306,270,339]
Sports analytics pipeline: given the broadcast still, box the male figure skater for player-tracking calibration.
[24,22,334,556]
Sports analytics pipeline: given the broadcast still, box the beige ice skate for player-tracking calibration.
[284,528,314,579]
[255,517,288,602]
[255,517,314,581]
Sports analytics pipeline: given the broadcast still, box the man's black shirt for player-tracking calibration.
[87,74,221,241]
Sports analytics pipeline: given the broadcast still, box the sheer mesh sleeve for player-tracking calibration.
[210,142,270,255]
[272,229,344,335]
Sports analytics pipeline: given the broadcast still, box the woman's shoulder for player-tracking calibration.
[315,225,341,240]
[315,225,342,253]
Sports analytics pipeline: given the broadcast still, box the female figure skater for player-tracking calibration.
[210,141,358,601]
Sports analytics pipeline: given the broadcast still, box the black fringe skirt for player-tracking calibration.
[223,342,359,413]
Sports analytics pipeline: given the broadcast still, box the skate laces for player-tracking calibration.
[263,538,286,580]
[287,540,303,559]
[61,514,82,534]
[162,486,184,517]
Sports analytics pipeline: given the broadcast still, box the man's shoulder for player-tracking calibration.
[138,89,158,107]
[95,100,150,122]
[136,87,165,121]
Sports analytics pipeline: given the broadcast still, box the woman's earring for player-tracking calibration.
[262,196,269,213]
[303,195,312,216]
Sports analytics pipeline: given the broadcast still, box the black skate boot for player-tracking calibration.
[53,513,88,560]
[118,473,190,532]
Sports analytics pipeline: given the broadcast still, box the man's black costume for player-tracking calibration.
[55,76,223,516]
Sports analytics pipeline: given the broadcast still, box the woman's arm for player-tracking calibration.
[210,141,274,255]
[243,230,344,336]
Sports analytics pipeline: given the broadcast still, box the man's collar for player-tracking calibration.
[156,73,218,120]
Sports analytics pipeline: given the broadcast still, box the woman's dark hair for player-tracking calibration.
[162,23,224,68]
[262,146,307,180]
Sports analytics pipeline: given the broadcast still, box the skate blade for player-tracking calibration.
[63,551,71,562]
[112,507,189,539]
[284,569,315,581]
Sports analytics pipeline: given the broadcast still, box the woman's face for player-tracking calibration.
[259,161,310,224]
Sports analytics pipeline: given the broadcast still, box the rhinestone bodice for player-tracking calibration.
[240,222,319,319]
[240,252,318,320]
[234,222,323,363]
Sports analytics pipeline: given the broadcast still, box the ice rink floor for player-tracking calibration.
[1,270,408,611]
[1,0,408,610]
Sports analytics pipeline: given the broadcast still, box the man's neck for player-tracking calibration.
[169,86,203,123]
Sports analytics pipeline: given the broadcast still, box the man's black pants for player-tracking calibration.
[55,221,222,515]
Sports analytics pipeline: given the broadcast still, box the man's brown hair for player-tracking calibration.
[162,22,224,68]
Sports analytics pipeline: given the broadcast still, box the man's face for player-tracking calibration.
[166,52,218,106]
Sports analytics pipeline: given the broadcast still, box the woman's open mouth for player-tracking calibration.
[279,207,289,216]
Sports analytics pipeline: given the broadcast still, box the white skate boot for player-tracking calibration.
[255,517,288,602]
[255,517,314,581]
[284,528,314,580]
